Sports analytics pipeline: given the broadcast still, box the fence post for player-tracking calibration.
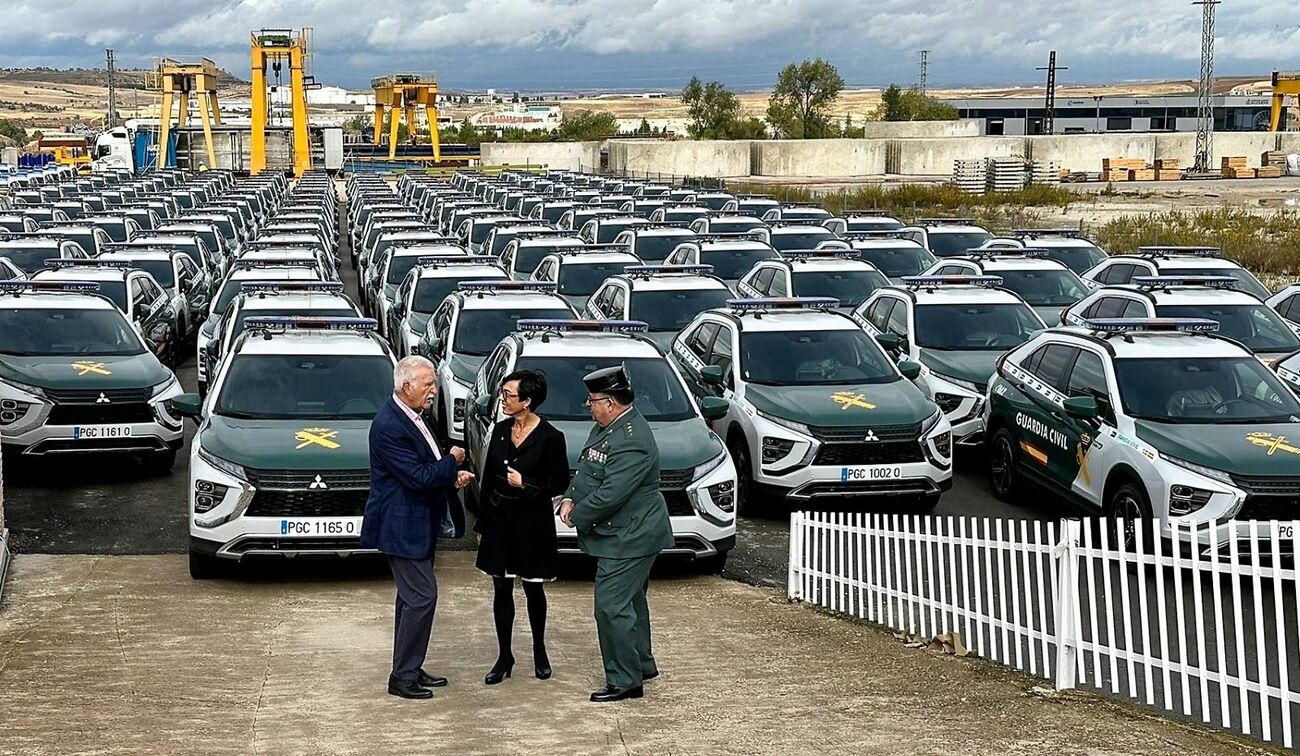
[1053,518,1082,690]
[788,511,803,600]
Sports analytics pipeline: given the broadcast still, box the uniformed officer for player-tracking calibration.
[559,364,674,703]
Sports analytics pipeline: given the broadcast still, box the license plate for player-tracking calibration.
[279,518,359,536]
[840,465,904,482]
[72,425,133,440]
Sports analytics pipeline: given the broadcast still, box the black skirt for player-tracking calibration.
[474,418,568,581]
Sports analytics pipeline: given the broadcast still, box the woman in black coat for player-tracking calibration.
[475,369,569,684]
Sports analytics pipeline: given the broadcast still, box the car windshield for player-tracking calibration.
[1040,244,1105,273]
[1161,267,1272,301]
[847,219,904,232]
[629,288,734,331]
[215,354,393,420]
[770,231,836,252]
[59,231,97,255]
[793,269,889,307]
[513,245,574,276]
[740,329,898,386]
[1156,304,1300,353]
[453,308,574,356]
[558,262,627,296]
[0,307,144,356]
[1114,357,1300,423]
[413,274,507,313]
[928,231,994,256]
[633,235,692,263]
[230,308,357,343]
[122,259,175,288]
[995,268,1089,306]
[710,219,764,234]
[98,222,128,242]
[470,222,499,244]
[856,245,936,277]
[514,355,696,422]
[387,255,427,285]
[597,224,640,244]
[0,246,59,272]
[98,281,128,312]
[703,246,779,280]
[540,206,570,223]
[915,303,1043,350]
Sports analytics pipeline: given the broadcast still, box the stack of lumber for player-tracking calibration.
[1101,157,1145,181]
[1261,150,1288,168]
[1221,156,1254,179]
[1153,158,1182,181]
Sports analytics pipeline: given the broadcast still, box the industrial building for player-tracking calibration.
[944,94,1285,135]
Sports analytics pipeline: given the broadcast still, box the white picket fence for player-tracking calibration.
[788,512,1300,748]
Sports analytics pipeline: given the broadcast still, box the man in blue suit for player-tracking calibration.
[361,355,474,700]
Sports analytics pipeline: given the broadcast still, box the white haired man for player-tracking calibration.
[361,355,475,699]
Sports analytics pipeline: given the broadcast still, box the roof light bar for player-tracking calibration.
[1009,228,1082,239]
[0,279,101,293]
[239,281,343,293]
[232,259,322,270]
[241,315,378,332]
[726,297,840,312]
[416,254,496,266]
[517,319,649,333]
[622,264,714,276]
[902,275,1004,288]
[845,210,897,218]
[1082,317,1220,333]
[1131,275,1237,289]
[1136,245,1222,258]
[457,280,556,293]
[781,249,860,261]
[914,217,976,226]
[964,247,1050,259]
[43,258,133,269]
[841,230,910,239]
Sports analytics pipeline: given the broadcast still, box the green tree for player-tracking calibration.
[873,84,958,121]
[728,117,768,139]
[0,118,28,143]
[680,76,743,139]
[638,118,652,135]
[766,58,844,139]
[556,110,619,141]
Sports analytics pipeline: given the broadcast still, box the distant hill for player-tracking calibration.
[0,67,248,90]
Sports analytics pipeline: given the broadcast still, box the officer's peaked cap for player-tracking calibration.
[583,364,631,394]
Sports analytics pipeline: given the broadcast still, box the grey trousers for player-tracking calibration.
[388,555,438,682]
[594,554,659,690]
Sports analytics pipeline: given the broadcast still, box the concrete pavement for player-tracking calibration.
[0,552,1278,755]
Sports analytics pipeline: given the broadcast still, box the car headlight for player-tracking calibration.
[0,397,36,425]
[194,478,232,514]
[198,446,249,482]
[932,372,983,394]
[692,449,729,481]
[754,408,811,437]
[1170,485,1214,515]
[151,375,180,398]
[934,392,965,414]
[1159,452,1233,485]
[921,409,943,435]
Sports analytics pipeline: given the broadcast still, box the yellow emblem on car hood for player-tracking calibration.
[1247,432,1300,456]
[831,391,876,411]
[295,427,341,450]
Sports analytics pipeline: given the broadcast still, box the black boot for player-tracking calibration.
[485,654,514,685]
[524,581,551,680]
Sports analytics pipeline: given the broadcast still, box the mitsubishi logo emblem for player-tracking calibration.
[863,429,880,442]
[96,392,111,404]
[308,475,328,490]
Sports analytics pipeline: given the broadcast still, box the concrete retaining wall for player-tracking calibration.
[1026,134,1156,172]
[607,140,752,178]
[856,119,981,138]
[1153,132,1282,168]
[753,139,887,177]
[478,141,602,172]
[892,136,1026,176]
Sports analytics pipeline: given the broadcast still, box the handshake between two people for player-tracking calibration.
[446,445,475,490]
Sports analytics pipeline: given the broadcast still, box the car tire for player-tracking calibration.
[988,428,1023,504]
[728,436,761,517]
[188,548,224,580]
[696,550,729,575]
[142,449,177,476]
[1104,480,1154,553]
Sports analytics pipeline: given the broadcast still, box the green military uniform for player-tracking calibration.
[565,368,674,694]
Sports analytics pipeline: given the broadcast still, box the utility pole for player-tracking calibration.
[1192,0,1220,173]
[918,50,929,95]
[1036,51,1068,135]
[105,48,118,128]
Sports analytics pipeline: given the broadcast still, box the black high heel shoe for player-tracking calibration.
[485,655,514,685]
[534,646,552,680]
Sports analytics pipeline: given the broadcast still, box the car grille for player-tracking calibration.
[244,489,370,518]
[659,468,694,490]
[1233,475,1300,497]
[808,422,922,443]
[246,468,371,490]
[662,490,695,517]
[813,441,924,466]
[45,387,154,403]
[47,403,155,425]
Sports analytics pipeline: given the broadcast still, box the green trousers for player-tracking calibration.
[594,554,659,689]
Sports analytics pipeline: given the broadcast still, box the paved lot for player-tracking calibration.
[0,552,1277,756]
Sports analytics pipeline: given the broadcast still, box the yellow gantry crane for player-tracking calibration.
[147,58,222,169]
[250,28,314,176]
[1269,71,1300,132]
[371,74,442,161]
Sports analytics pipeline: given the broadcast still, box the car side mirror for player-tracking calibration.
[700,364,725,386]
[875,332,903,353]
[1063,395,1100,421]
[206,338,219,355]
[473,394,491,418]
[167,393,202,419]
[699,396,729,420]
[897,359,923,381]
[428,336,443,356]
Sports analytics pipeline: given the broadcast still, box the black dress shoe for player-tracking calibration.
[418,670,448,688]
[642,670,659,682]
[590,684,644,702]
[387,677,433,700]
[534,646,552,680]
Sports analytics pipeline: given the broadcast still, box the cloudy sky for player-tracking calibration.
[1,0,1297,91]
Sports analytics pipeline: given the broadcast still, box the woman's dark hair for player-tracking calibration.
[503,369,547,410]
